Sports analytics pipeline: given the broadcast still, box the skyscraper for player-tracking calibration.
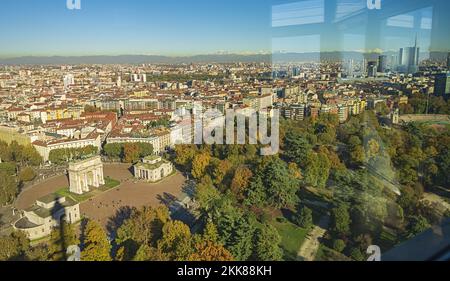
[446,53,450,70]
[398,36,420,74]
[345,59,354,77]
[434,73,450,99]
[378,55,387,73]
[367,61,377,77]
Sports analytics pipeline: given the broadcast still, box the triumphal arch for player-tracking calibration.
[69,156,105,194]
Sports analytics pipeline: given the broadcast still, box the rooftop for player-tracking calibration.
[26,197,78,218]
[136,158,170,170]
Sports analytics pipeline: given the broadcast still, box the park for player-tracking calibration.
[14,163,188,229]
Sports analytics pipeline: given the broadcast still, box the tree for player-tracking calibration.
[406,215,430,239]
[157,220,193,261]
[350,145,365,166]
[350,247,365,261]
[0,171,18,206]
[304,152,321,187]
[284,131,313,166]
[137,143,154,158]
[254,224,283,261]
[25,245,49,261]
[317,152,331,188]
[49,223,78,261]
[81,220,111,261]
[132,244,169,261]
[202,221,219,243]
[195,176,221,213]
[49,145,98,164]
[174,145,197,171]
[115,206,170,260]
[123,143,140,163]
[331,204,351,236]
[288,162,302,179]
[103,143,122,159]
[191,152,211,179]
[19,167,36,182]
[295,206,313,229]
[22,145,43,166]
[209,198,257,261]
[247,157,299,208]
[209,159,232,186]
[332,239,346,253]
[0,162,16,175]
[230,166,253,200]
[0,231,29,261]
[225,215,256,261]
[188,241,234,261]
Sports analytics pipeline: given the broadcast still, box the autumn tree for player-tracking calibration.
[209,158,232,186]
[115,206,170,260]
[0,231,29,261]
[81,220,111,261]
[123,143,140,163]
[157,220,193,261]
[48,222,79,261]
[191,152,211,179]
[19,167,36,182]
[202,221,219,243]
[288,162,302,179]
[0,171,18,206]
[188,241,234,261]
[174,145,197,171]
[230,166,253,200]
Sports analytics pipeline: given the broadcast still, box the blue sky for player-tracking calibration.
[0,0,449,57]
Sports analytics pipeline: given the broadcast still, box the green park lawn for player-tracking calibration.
[54,177,120,203]
[315,244,351,261]
[271,218,309,261]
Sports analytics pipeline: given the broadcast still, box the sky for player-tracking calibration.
[0,0,449,58]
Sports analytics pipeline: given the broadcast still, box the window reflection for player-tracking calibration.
[272,0,325,27]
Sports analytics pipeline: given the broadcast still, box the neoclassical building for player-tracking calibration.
[14,195,80,241]
[134,155,173,182]
[68,156,105,194]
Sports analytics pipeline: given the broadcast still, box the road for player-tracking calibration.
[297,215,330,261]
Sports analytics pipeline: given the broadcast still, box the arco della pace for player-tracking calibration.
[68,156,105,194]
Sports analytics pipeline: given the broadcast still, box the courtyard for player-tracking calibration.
[14,163,187,228]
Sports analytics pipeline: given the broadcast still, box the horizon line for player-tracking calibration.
[1,49,449,60]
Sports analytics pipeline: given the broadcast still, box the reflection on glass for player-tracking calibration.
[387,14,414,28]
[272,0,325,27]
[335,0,366,22]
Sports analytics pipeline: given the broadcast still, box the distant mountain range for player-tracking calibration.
[0,51,447,65]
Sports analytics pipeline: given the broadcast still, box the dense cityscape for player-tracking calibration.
[0,0,449,268]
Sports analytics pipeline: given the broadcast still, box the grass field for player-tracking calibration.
[55,177,120,203]
[271,218,309,261]
[315,244,351,261]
